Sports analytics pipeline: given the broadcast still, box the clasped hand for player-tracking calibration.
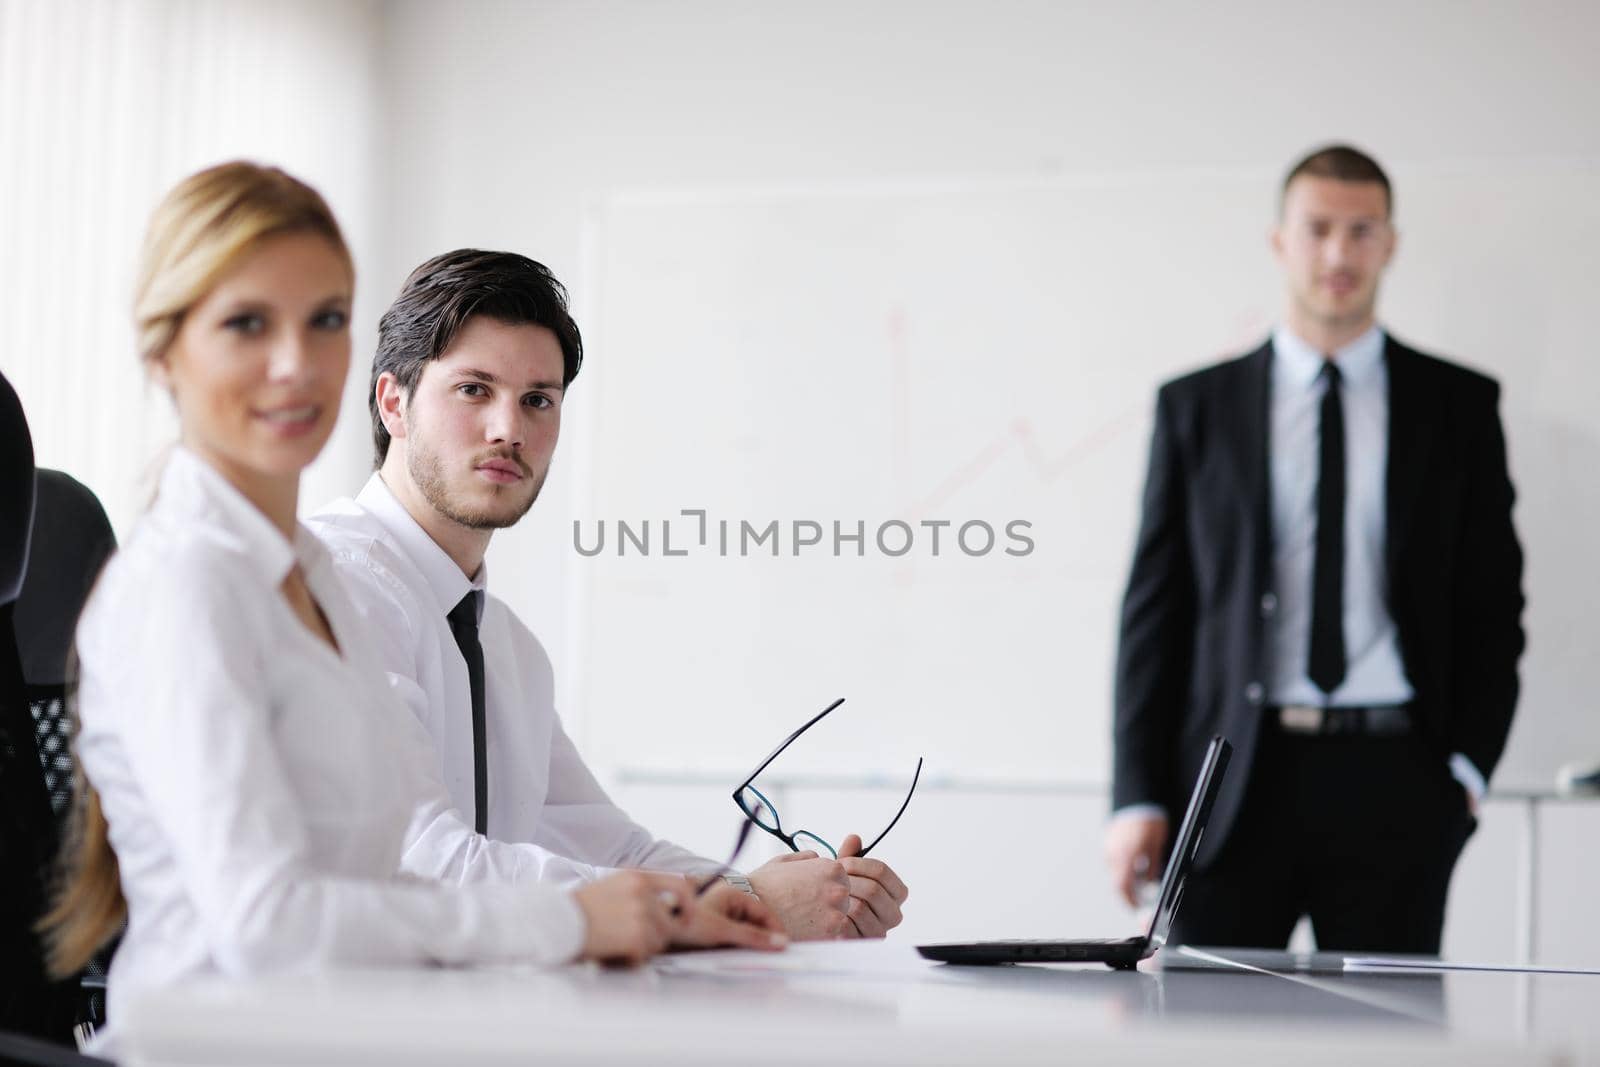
[747,834,911,940]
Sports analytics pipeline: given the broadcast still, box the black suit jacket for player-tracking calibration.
[1112,335,1525,868]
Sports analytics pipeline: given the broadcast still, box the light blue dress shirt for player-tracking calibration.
[1266,324,1413,709]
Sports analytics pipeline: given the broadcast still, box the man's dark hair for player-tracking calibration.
[369,249,584,466]
[1281,144,1393,219]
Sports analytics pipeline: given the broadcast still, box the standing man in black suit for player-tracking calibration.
[1104,145,1524,952]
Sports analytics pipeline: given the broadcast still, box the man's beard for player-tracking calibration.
[407,440,544,531]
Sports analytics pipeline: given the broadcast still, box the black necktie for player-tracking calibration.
[446,591,489,834]
[1308,361,1347,695]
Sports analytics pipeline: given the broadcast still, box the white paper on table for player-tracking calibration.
[653,940,937,980]
[1343,956,1600,976]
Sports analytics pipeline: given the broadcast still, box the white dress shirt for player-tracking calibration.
[76,449,590,1025]
[307,474,714,876]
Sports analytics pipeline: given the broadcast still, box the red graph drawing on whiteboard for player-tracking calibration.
[886,304,1142,524]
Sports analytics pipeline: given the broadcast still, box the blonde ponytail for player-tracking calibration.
[39,772,124,977]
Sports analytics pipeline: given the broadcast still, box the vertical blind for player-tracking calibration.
[0,0,383,533]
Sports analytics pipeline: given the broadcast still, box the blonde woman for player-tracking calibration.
[43,162,782,1034]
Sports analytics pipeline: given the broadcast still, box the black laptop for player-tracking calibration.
[917,735,1232,969]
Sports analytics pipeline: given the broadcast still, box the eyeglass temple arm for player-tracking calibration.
[857,756,923,858]
[730,698,847,801]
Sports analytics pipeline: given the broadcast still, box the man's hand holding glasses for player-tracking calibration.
[571,696,916,962]
[736,699,917,940]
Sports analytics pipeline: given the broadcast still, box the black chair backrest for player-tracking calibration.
[15,471,117,822]
[15,471,115,691]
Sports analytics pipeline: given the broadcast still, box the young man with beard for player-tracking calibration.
[310,250,909,940]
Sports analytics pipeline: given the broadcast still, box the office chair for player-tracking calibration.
[0,368,80,1047]
[14,469,119,1031]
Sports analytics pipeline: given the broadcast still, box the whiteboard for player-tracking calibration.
[571,164,1600,791]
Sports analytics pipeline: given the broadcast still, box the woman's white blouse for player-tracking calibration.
[75,449,588,1020]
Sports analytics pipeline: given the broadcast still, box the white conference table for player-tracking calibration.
[117,941,1597,1066]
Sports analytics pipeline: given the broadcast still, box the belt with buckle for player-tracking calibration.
[1273,704,1413,736]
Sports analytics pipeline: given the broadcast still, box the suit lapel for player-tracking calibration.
[1235,341,1274,590]
[1385,337,1433,577]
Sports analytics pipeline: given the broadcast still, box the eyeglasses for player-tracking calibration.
[732,698,922,860]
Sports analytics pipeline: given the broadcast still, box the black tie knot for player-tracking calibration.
[1321,360,1342,387]
[448,590,482,636]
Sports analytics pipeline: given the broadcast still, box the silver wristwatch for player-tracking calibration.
[722,873,758,897]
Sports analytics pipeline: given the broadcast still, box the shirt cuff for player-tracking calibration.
[1109,802,1168,823]
[1449,753,1487,803]
[548,887,588,964]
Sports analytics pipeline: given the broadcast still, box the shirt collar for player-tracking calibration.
[354,472,487,623]
[157,446,326,586]
[1271,322,1386,392]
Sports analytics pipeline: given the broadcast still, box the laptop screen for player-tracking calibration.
[1143,735,1232,948]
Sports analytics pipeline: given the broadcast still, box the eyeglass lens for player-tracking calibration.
[737,785,781,832]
